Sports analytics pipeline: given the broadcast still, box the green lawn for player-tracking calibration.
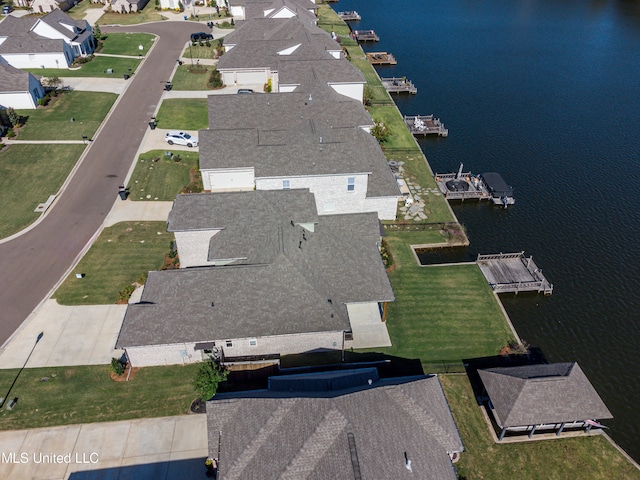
[16,91,116,140]
[317,4,357,46]
[53,222,173,305]
[0,364,200,431]
[97,1,165,25]
[440,374,640,480]
[98,32,156,56]
[26,56,141,78]
[379,231,514,365]
[155,98,209,130]
[170,64,218,90]
[0,144,85,239]
[183,43,221,60]
[128,150,202,200]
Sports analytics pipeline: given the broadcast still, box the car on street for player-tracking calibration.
[2,5,14,14]
[237,89,255,94]
[190,32,213,41]
[165,131,198,147]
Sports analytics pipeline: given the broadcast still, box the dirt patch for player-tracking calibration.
[109,364,139,382]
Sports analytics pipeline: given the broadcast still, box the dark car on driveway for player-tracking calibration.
[191,32,213,41]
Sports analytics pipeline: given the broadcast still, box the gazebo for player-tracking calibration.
[478,363,612,441]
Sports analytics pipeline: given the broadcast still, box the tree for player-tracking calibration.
[193,360,228,400]
[370,119,391,143]
[6,107,20,128]
[363,85,374,106]
[43,76,63,94]
[92,24,103,42]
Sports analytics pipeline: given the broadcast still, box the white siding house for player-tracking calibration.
[0,64,45,109]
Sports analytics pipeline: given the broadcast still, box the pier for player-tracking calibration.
[404,115,448,136]
[382,76,417,93]
[337,11,361,21]
[434,164,515,206]
[351,29,379,42]
[477,252,553,295]
[367,52,397,66]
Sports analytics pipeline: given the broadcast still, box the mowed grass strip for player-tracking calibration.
[156,98,209,130]
[379,231,513,364]
[0,144,85,239]
[128,150,201,201]
[98,32,156,56]
[0,364,200,430]
[440,374,640,480]
[26,56,142,78]
[16,91,117,140]
[97,1,165,25]
[53,221,172,305]
[170,64,217,90]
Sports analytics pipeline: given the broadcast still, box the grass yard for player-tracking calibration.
[183,43,221,60]
[317,4,357,46]
[170,64,219,90]
[98,32,155,56]
[53,221,174,305]
[16,91,116,141]
[26,56,141,78]
[66,0,103,20]
[440,374,640,480]
[128,150,202,200]
[97,1,165,25]
[0,144,85,239]
[155,98,209,130]
[0,364,200,431]
[379,230,514,365]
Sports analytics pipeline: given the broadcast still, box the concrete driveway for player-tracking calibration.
[0,415,208,480]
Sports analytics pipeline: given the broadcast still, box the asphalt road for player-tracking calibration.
[0,22,205,345]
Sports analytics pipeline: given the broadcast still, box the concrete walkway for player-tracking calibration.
[0,415,208,480]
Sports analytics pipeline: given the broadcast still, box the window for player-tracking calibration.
[347,177,355,191]
[249,339,257,346]
[225,340,233,348]
[282,179,290,190]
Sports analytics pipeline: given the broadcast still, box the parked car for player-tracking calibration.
[237,89,255,94]
[165,131,198,147]
[2,5,14,14]
[190,32,213,42]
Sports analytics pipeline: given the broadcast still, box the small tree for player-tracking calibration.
[370,120,391,143]
[193,360,228,400]
[208,68,223,88]
[43,76,63,95]
[6,107,20,128]
[178,0,184,10]
[363,85,374,106]
[110,357,125,375]
[93,24,103,42]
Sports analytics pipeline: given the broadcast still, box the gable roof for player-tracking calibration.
[117,192,394,348]
[0,63,40,92]
[206,374,463,479]
[36,9,91,43]
[478,362,613,427]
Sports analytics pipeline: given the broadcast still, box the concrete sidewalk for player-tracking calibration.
[0,415,208,480]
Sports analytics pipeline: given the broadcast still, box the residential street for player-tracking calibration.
[0,21,205,345]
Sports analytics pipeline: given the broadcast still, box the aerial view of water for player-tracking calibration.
[335,0,640,462]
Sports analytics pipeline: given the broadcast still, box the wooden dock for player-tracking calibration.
[476,252,553,295]
[382,76,417,94]
[367,52,397,65]
[434,170,489,200]
[351,29,379,42]
[404,115,448,136]
[337,10,361,21]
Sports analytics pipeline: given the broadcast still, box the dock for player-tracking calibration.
[434,164,515,206]
[404,115,448,136]
[337,11,361,21]
[367,52,397,65]
[351,29,379,42]
[476,252,553,295]
[382,76,417,94]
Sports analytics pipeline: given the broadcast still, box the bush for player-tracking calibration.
[371,120,392,143]
[208,68,223,88]
[193,360,228,401]
[7,128,15,138]
[110,357,125,375]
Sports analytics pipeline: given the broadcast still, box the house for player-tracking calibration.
[30,0,75,13]
[0,10,95,69]
[198,89,399,220]
[109,0,151,13]
[229,0,318,23]
[0,63,45,109]
[478,362,613,441]
[206,371,464,479]
[116,189,395,367]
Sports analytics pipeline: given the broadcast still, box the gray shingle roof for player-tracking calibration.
[478,362,613,427]
[38,9,90,43]
[278,57,365,86]
[117,194,394,348]
[206,375,463,480]
[0,63,38,92]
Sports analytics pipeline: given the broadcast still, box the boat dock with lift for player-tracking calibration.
[367,53,398,66]
[382,77,416,93]
[405,115,447,136]
[337,11,361,21]
[351,29,379,42]
[434,164,515,206]
[477,252,553,295]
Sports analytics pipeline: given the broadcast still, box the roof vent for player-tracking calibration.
[211,302,215,307]
[308,94,312,101]
[404,452,412,472]
[327,298,332,304]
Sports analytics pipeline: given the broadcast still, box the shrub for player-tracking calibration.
[371,120,392,143]
[7,128,16,138]
[193,360,228,401]
[208,68,223,88]
[116,284,136,303]
[110,357,125,375]
[6,107,19,127]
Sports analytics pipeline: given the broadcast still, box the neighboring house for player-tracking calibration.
[206,371,464,480]
[0,10,95,69]
[31,0,75,13]
[478,362,613,441]
[229,0,317,22]
[109,0,151,13]
[0,63,45,109]
[116,189,395,367]
[199,89,399,220]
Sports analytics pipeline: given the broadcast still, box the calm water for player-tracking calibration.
[337,0,640,462]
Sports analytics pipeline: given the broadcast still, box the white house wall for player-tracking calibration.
[125,330,346,367]
[1,51,72,69]
[364,196,399,221]
[0,92,37,109]
[203,167,255,191]
[174,229,219,268]
[329,82,364,102]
